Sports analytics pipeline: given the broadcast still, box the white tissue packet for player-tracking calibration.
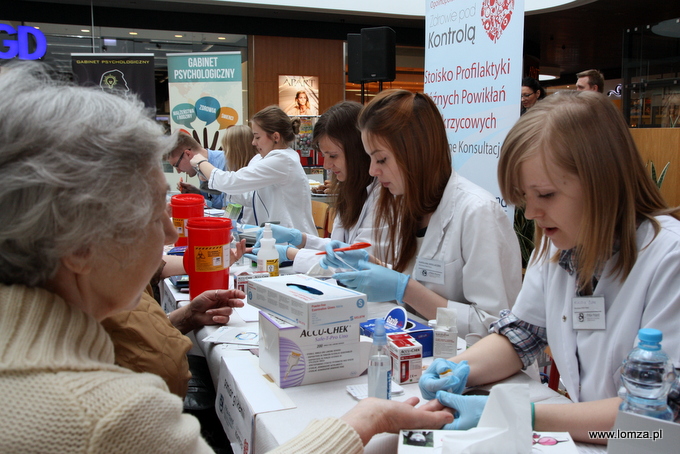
[398,384,581,453]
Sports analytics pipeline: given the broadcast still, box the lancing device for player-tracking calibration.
[284,351,302,378]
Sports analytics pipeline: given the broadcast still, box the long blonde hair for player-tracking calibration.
[499,90,680,290]
[221,125,257,171]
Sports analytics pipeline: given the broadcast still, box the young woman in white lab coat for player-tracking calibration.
[252,101,386,273]
[322,90,522,339]
[420,91,680,443]
[190,106,316,235]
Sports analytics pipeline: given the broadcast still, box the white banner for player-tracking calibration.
[424,0,525,215]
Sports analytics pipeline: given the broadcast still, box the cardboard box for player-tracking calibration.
[247,274,367,328]
[214,355,295,454]
[388,333,422,384]
[259,311,365,388]
[235,270,270,293]
[361,318,434,357]
[608,410,680,453]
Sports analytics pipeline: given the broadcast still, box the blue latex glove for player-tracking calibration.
[419,359,470,400]
[332,260,409,303]
[319,240,368,270]
[254,224,302,248]
[437,390,488,430]
[251,244,291,263]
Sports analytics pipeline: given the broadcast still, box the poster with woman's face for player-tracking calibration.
[279,75,319,116]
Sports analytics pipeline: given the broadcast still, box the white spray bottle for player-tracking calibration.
[257,222,279,276]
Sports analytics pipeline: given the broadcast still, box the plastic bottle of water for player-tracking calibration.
[619,328,675,420]
[368,318,391,399]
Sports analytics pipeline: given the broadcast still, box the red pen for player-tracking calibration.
[316,242,371,255]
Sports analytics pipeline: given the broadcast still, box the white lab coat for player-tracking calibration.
[514,215,680,403]
[293,182,385,273]
[226,154,261,226]
[407,172,522,338]
[208,148,316,235]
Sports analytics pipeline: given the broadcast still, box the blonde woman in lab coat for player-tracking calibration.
[419,91,680,443]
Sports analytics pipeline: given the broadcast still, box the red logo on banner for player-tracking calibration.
[481,0,514,43]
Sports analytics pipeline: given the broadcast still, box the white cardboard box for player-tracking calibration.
[387,333,422,384]
[247,274,367,328]
[235,270,270,293]
[214,355,295,454]
[259,311,365,388]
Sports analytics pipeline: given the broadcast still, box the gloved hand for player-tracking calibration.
[437,390,488,430]
[332,260,409,303]
[254,224,302,248]
[419,358,470,400]
[319,240,368,270]
[251,244,291,263]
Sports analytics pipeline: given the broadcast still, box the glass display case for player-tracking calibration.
[622,19,680,128]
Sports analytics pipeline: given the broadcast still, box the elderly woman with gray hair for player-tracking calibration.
[0,63,453,453]
[0,62,216,453]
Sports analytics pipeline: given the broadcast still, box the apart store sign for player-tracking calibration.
[424,0,525,218]
[0,25,47,60]
[167,52,243,150]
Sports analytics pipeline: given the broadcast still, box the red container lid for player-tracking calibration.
[186,217,232,229]
[171,194,205,206]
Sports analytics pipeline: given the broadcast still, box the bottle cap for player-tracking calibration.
[374,318,387,345]
[638,328,662,344]
[263,222,273,239]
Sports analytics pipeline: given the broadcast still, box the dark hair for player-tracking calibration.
[358,90,451,271]
[251,105,299,143]
[522,77,546,99]
[313,101,372,230]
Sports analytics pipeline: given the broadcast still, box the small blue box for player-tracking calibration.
[361,317,434,357]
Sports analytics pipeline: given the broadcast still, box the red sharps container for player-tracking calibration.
[171,194,204,246]
[183,217,232,299]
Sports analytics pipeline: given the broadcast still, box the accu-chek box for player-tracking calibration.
[258,311,364,388]
[247,274,367,328]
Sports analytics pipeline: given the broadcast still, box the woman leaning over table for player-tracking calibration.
[251,101,387,273]
[322,90,522,339]
[190,105,316,234]
[419,91,680,444]
[0,62,451,454]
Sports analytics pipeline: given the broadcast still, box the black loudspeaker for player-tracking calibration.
[347,33,363,84]
[361,26,396,82]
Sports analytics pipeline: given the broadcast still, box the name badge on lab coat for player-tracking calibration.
[572,296,606,330]
[414,257,446,285]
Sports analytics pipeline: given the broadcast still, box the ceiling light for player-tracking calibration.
[129,31,138,36]
[651,18,680,38]
[175,34,183,38]
[218,37,226,40]
[525,0,596,14]
[81,29,90,33]
[539,66,561,81]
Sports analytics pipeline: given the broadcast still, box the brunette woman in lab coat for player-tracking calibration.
[322,90,522,339]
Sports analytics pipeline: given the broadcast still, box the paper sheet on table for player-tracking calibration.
[234,300,261,322]
[441,383,533,454]
[203,325,259,346]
